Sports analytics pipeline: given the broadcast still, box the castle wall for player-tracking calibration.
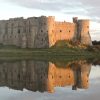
[0,20,7,44]
[34,16,49,48]
[25,17,39,48]
[0,16,92,48]
[0,18,26,47]
[55,22,75,41]
[46,16,55,47]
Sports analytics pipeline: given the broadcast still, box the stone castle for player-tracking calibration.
[0,16,92,48]
[0,60,91,93]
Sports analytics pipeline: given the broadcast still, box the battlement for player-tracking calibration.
[9,17,24,21]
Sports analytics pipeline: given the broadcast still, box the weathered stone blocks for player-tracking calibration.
[0,16,92,48]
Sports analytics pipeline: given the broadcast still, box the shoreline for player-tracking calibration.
[0,47,99,61]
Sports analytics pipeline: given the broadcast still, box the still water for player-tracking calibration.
[0,59,100,100]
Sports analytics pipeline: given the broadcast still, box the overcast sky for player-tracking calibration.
[0,0,100,40]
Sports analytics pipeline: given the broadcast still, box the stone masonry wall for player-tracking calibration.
[0,16,92,48]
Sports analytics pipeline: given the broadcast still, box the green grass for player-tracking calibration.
[0,43,99,61]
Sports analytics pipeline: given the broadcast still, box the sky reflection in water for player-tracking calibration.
[0,59,100,100]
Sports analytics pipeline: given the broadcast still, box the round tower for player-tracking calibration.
[77,20,92,46]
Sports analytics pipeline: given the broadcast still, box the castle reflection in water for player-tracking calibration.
[0,60,91,93]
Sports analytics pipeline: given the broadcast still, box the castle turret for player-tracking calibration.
[73,17,78,23]
[73,17,78,41]
[77,20,92,46]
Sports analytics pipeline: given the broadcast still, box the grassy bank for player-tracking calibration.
[0,44,99,61]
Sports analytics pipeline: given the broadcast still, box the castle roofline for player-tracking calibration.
[78,19,89,21]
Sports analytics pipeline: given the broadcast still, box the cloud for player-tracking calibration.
[2,0,84,13]
[77,0,100,22]
[4,0,67,11]
[3,0,100,23]
[6,0,78,11]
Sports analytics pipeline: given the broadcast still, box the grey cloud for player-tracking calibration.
[80,0,100,7]
[5,0,81,11]
[4,0,100,22]
[77,0,100,22]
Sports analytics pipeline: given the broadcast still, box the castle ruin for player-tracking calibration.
[0,16,92,48]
